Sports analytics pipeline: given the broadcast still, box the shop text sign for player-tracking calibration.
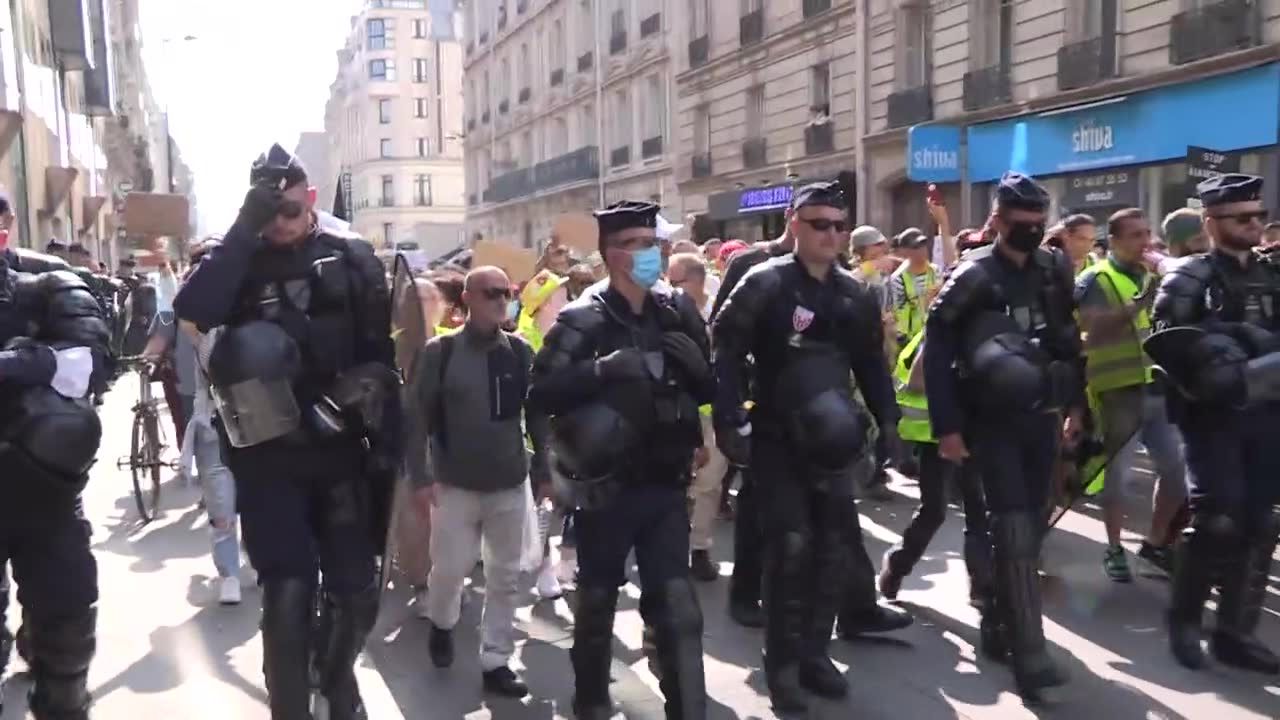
[1185,146,1240,195]
[1062,170,1137,209]
[907,124,962,183]
[738,185,793,213]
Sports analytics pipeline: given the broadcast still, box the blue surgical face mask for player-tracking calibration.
[628,246,663,289]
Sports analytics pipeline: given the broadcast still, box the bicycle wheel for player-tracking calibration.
[130,411,163,521]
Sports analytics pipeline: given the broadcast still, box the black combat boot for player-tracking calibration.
[25,607,96,720]
[1167,529,1217,670]
[1211,524,1280,675]
[261,579,315,720]
[316,586,379,719]
[762,535,810,715]
[800,504,852,700]
[571,585,619,719]
[651,579,708,720]
[993,512,1066,703]
[836,540,913,638]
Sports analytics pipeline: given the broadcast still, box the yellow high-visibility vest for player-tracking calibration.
[894,330,934,443]
[1079,258,1154,394]
[891,264,937,342]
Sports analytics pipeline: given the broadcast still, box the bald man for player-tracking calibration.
[405,265,551,697]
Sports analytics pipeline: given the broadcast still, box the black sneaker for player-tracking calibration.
[1137,541,1173,577]
[428,623,454,668]
[690,550,719,582]
[482,666,529,697]
[1103,545,1133,583]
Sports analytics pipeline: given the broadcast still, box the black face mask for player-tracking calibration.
[1005,221,1045,252]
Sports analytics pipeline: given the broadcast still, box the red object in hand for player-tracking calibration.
[926,183,944,207]
[0,230,8,250]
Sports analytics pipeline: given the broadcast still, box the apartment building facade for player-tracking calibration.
[461,0,678,251]
[674,0,857,244]
[321,0,467,257]
[868,0,1280,234]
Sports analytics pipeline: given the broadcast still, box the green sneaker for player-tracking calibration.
[1104,545,1132,583]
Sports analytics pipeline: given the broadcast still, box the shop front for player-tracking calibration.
[703,171,856,244]
[966,63,1280,225]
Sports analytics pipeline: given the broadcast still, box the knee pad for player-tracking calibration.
[917,503,947,531]
[779,531,811,562]
[658,578,703,638]
[1191,513,1243,550]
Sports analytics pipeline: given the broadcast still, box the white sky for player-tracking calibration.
[139,0,362,235]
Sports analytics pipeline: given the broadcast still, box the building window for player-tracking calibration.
[378,98,392,124]
[691,0,710,37]
[414,175,432,206]
[610,0,626,36]
[745,85,765,138]
[367,18,394,50]
[611,89,631,158]
[741,0,763,13]
[519,43,530,92]
[416,137,429,157]
[897,5,930,88]
[382,222,394,245]
[413,18,427,38]
[381,175,394,206]
[643,74,665,142]
[693,104,710,153]
[550,19,565,71]
[414,97,428,118]
[369,59,396,81]
[578,0,593,48]
[581,102,596,146]
[380,138,392,157]
[970,0,1012,69]
[810,64,830,117]
[413,58,429,83]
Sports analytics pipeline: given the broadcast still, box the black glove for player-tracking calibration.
[237,183,282,233]
[661,331,710,382]
[594,348,649,381]
[716,421,751,468]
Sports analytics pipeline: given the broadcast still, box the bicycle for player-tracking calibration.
[115,355,179,522]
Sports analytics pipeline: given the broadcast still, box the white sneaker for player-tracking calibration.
[536,557,563,600]
[414,586,430,619]
[556,551,578,587]
[218,576,242,606]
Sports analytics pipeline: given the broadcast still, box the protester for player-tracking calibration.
[1060,214,1100,274]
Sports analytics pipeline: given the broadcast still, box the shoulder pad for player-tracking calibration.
[9,248,70,273]
[35,269,92,294]
[737,255,790,294]
[1163,256,1214,294]
[555,294,608,335]
[929,257,990,325]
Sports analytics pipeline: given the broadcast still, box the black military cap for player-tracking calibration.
[1197,173,1263,207]
[894,227,929,249]
[68,243,91,255]
[250,143,309,189]
[995,171,1050,212]
[594,200,659,241]
[790,181,846,211]
[45,239,67,252]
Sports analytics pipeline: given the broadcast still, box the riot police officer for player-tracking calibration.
[712,182,910,712]
[175,145,398,719]
[529,200,713,720]
[0,245,109,719]
[1148,173,1279,675]
[923,172,1081,701]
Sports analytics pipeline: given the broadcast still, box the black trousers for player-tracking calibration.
[967,412,1060,515]
[226,436,376,594]
[728,468,763,607]
[885,442,989,582]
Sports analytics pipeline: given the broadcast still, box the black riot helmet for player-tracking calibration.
[549,403,639,481]
[206,321,304,447]
[249,143,309,190]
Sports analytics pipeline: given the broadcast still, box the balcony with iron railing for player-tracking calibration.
[804,122,834,156]
[886,84,933,128]
[689,35,709,68]
[578,52,593,72]
[610,31,627,55]
[642,136,663,159]
[467,117,476,131]
[481,109,490,124]
[479,147,601,205]
[962,64,1011,112]
[518,87,531,104]
[498,99,509,114]
[692,153,712,178]
[641,13,661,37]
[1057,35,1116,92]
[1170,0,1260,65]
[803,0,832,19]
[516,0,528,12]
[740,10,764,47]
[610,145,631,167]
[742,137,767,168]
[497,7,507,30]
[550,68,564,86]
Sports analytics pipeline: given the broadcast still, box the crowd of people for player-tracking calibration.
[0,140,1277,720]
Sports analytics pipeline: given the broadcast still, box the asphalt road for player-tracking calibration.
[2,374,1277,719]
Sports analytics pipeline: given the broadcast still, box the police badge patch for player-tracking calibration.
[792,305,815,332]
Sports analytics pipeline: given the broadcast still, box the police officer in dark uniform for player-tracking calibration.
[175,145,398,719]
[712,182,910,712]
[923,172,1081,701]
[1148,173,1279,675]
[529,201,713,720]
[0,244,109,719]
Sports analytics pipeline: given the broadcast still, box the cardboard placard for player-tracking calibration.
[471,241,538,284]
[123,192,190,238]
[551,212,598,255]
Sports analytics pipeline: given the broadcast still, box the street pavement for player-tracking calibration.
[2,373,1278,719]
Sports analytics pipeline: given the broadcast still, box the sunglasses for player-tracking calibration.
[799,217,848,234]
[479,287,512,301]
[1210,210,1268,224]
[277,200,306,220]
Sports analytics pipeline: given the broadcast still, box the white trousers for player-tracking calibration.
[690,414,728,551]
